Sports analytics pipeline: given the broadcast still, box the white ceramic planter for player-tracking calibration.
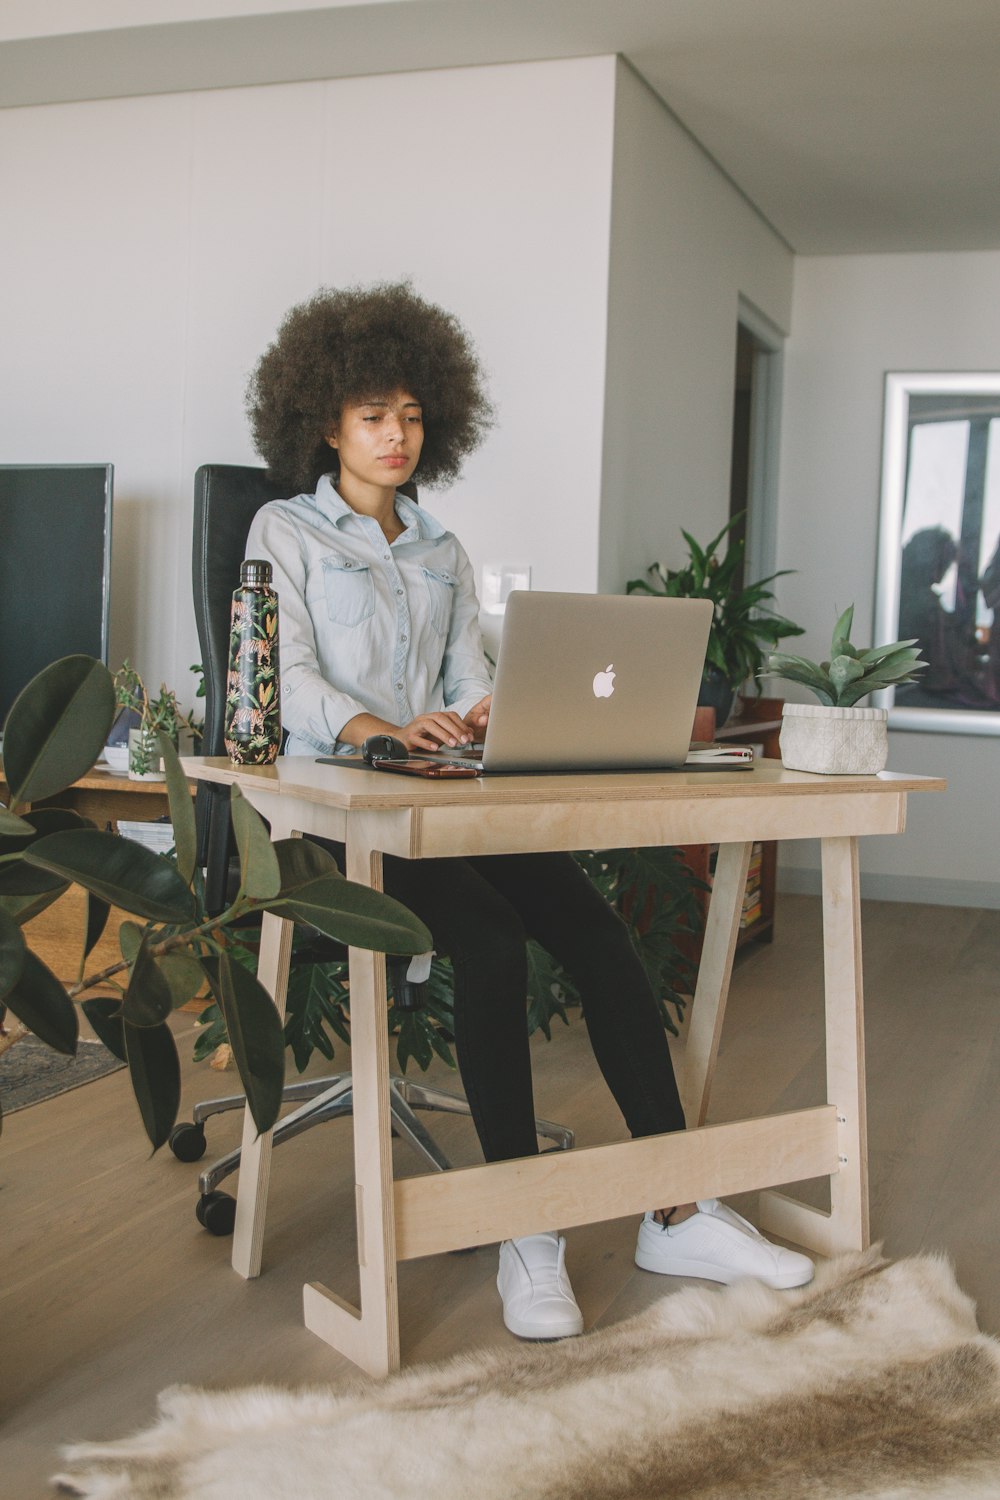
[779,702,889,775]
[127,727,165,781]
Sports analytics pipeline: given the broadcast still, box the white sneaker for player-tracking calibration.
[497,1232,585,1340]
[635,1200,814,1290]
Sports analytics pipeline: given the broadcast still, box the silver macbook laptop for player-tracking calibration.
[476,591,713,773]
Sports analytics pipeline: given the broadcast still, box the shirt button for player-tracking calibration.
[396,588,404,596]
[395,682,403,690]
[401,635,408,643]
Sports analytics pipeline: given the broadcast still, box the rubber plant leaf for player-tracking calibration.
[81,997,127,1063]
[155,952,206,1011]
[0,806,93,896]
[0,887,67,927]
[158,731,197,887]
[0,905,26,1002]
[275,876,432,954]
[24,829,195,923]
[274,837,343,894]
[122,935,174,1028]
[230,784,281,900]
[124,1018,181,1150]
[84,892,111,958]
[3,949,79,1055]
[0,806,33,836]
[3,655,116,806]
[202,953,285,1136]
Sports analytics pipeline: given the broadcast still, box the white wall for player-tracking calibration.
[598,61,794,592]
[0,56,616,702]
[776,251,1000,907]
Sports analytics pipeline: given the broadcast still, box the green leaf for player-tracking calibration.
[3,950,78,1055]
[830,604,856,658]
[0,886,67,926]
[118,919,143,967]
[274,838,342,894]
[230,785,281,899]
[283,958,350,1073]
[0,905,26,1002]
[156,951,206,1011]
[3,656,116,805]
[24,829,195,923]
[203,953,285,1135]
[275,876,432,954]
[0,808,93,896]
[0,858,69,897]
[122,936,174,1027]
[81,997,127,1062]
[158,732,197,886]
[84,892,111,958]
[0,806,33,836]
[124,1019,181,1150]
[828,654,866,701]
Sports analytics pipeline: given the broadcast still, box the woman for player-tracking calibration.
[245,282,812,1339]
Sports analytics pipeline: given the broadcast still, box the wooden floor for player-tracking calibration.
[3,894,999,1497]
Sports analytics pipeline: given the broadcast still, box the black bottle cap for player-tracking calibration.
[240,559,273,587]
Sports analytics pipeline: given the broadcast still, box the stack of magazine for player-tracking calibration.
[117,819,176,855]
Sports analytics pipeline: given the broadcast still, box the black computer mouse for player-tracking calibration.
[361,733,409,764]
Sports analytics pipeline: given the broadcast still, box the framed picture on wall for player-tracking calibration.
[874,372,1000,735]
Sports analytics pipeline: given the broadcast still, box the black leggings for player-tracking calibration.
[374,850,687,1163]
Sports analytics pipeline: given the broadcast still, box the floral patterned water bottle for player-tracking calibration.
[224,560,281,764]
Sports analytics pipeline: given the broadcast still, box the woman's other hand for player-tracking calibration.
[462,695,491,734]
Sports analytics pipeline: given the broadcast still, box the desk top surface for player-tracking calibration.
[182,755,946,812]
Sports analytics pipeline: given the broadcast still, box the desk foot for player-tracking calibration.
[304,1282,399,1377]
[758,1189,869,1257]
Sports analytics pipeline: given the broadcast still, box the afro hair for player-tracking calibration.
[245,281,493,494]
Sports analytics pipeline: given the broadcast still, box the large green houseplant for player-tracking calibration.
[627,514,802,724]
[0,656,431,1147]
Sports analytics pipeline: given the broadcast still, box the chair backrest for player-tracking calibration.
[192,464,292,759]
[190,463,416,908]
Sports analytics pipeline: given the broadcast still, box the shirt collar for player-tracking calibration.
[313,472,446,540]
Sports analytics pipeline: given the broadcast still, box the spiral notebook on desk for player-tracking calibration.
[467,590,725,775]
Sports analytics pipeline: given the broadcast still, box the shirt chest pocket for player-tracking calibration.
[421,566,457,635]
[321,552,375,627]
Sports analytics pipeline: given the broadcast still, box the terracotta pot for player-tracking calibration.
[779,702,889,775]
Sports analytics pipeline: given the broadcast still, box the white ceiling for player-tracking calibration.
[4,0,1000,255]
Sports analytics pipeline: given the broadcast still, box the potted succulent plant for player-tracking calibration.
[113,662,202,780]
[627,514,803,725]
[764,605,928,774]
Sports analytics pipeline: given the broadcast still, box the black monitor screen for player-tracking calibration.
[0,464,113,724]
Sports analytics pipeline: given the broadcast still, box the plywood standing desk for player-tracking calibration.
[185,756,945,1377]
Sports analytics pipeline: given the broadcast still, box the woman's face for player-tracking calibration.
[328,389,424,493]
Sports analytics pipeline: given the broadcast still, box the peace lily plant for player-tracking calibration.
[0,656,431,1147]
[764,605,928,774]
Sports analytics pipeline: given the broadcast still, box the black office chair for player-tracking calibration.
[174,463,572,1234]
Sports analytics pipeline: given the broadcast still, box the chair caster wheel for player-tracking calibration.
[196,1190,237,1236]
[169,1121,207,1162]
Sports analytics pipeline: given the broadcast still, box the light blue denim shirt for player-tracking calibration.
[244,474,493,756]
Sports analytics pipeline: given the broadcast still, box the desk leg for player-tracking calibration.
[683,841,752,1126]
[760,835,870,1256]
[303,833,400,1377]
[231,909,295,1279]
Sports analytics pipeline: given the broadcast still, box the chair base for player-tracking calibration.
[171,1073,574,1233]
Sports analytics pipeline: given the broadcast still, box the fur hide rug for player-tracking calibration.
[55,1249,1000,1500]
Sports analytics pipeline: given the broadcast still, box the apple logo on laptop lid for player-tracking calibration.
[592,663,616,699]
